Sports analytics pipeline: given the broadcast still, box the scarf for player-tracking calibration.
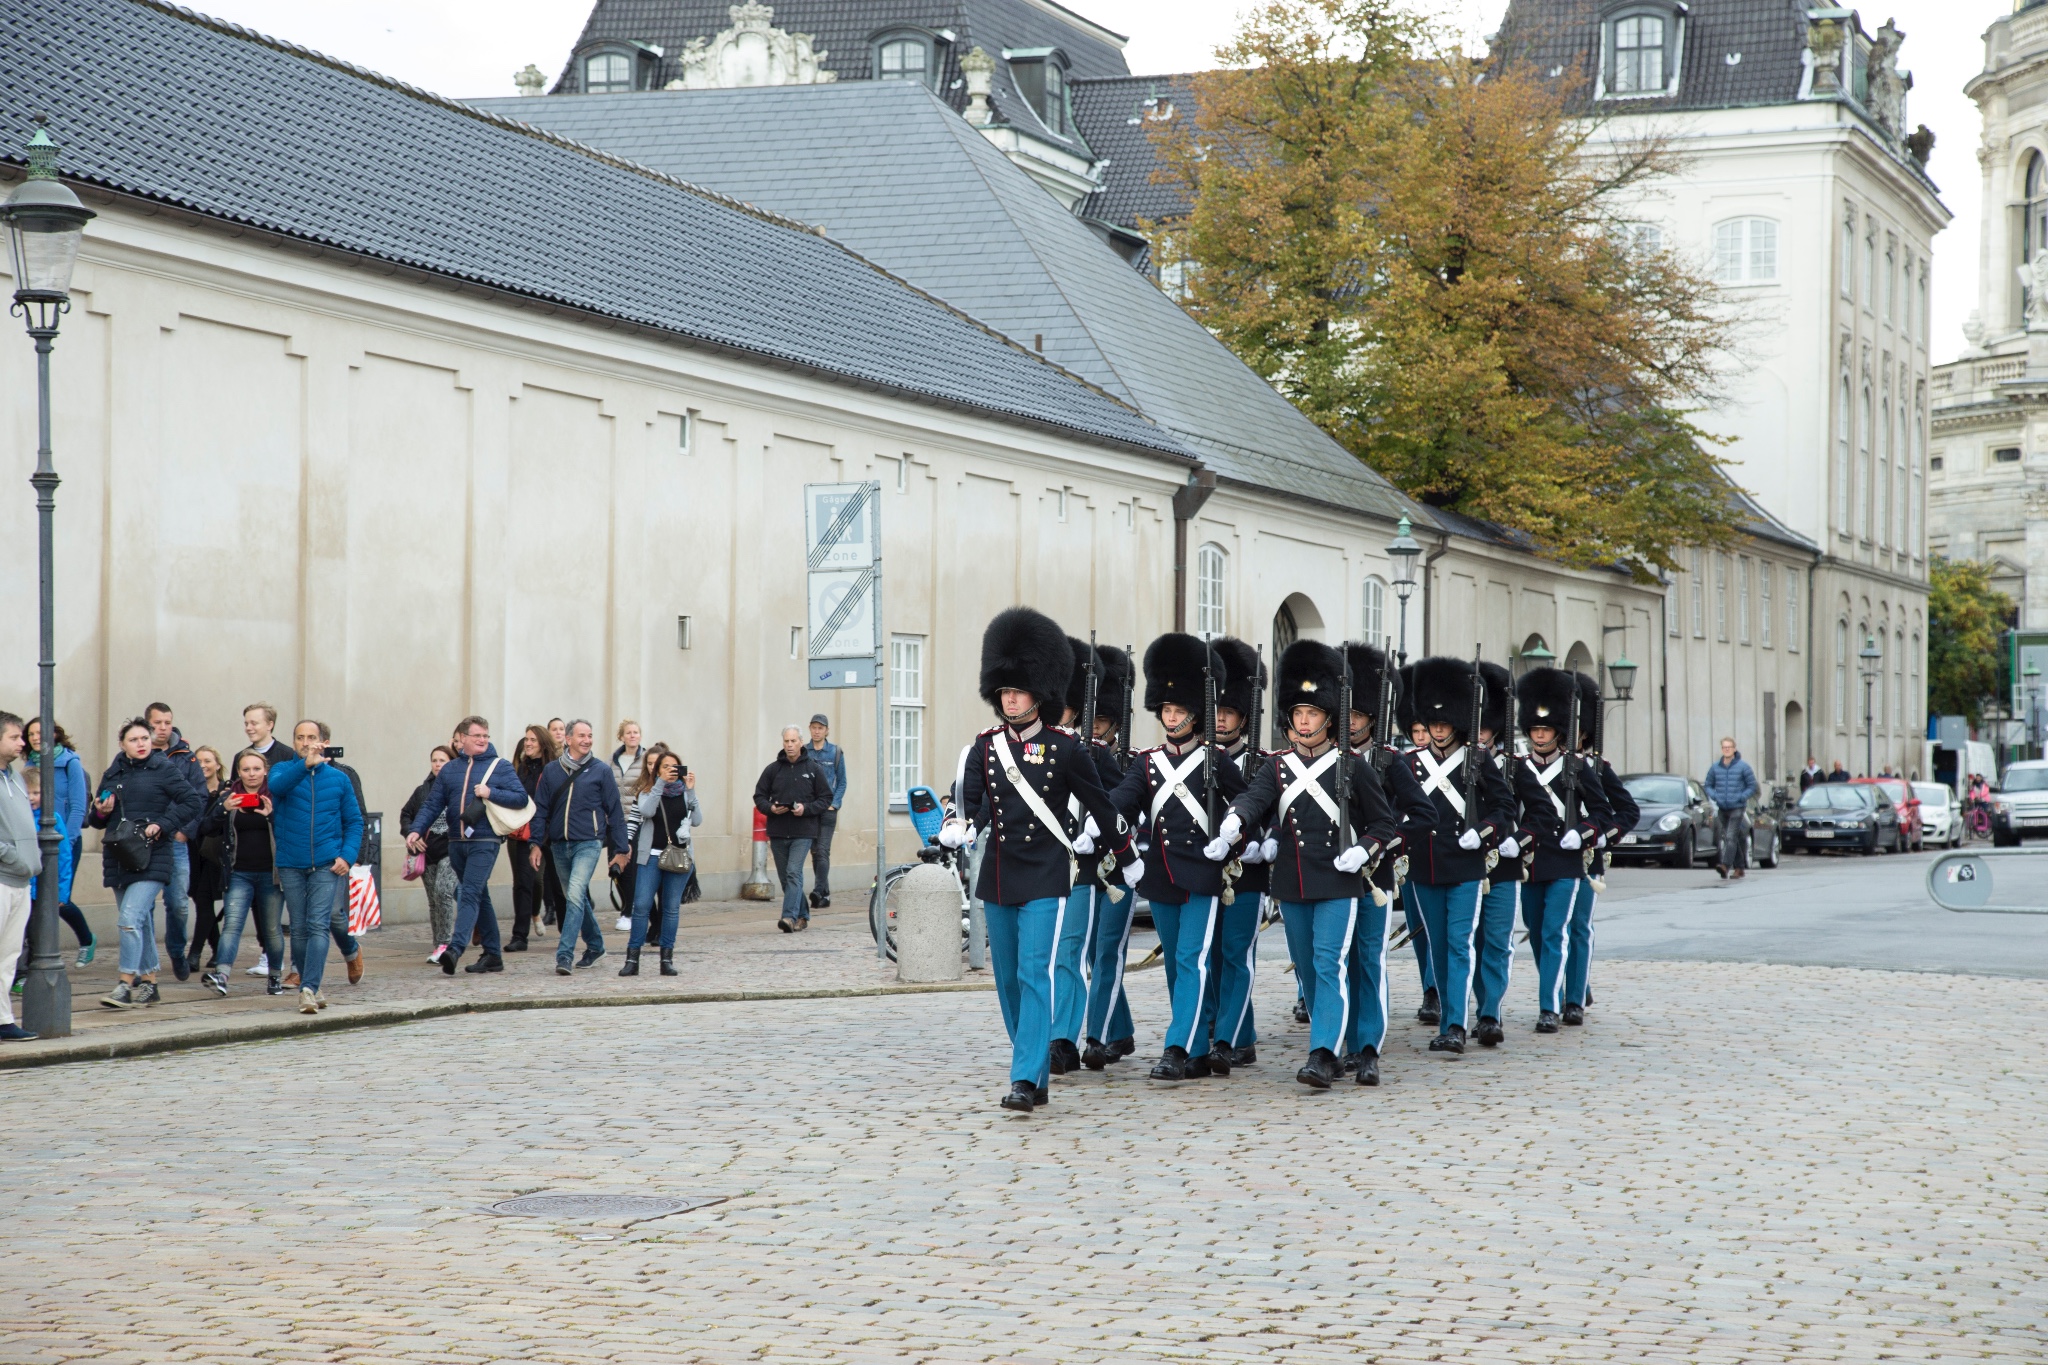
[558,750,591,778]
[661,778,688,798]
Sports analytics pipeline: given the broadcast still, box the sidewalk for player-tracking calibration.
[3,896,988,1069]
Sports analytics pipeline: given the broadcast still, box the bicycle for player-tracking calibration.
[867,785,972,963]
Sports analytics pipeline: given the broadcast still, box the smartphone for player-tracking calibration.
[232,793,262,810]
[324,745,346,759]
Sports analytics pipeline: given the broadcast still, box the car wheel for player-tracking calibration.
[1862,833,1878,855]
[1664,833,1693,870]
[1760,833,1779,869]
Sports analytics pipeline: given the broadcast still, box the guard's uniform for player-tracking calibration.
[1392,666,1436,1010]
[1206,732,1270,1057]
[1342,739,1439,1060]
[1051,638,1124,1067]
[1469,661,1521,1037]
[1570,748,1639,1013]
[1508,668,1612,1024]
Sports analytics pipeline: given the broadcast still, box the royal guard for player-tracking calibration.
[1075,645,1138,1070]
[1200,636,1267,1067]
[1048,637,1121,1074]
[1509,667,1610,1033]
[1469,660,1524,1047]
[940,608,1140,1113]
[1399,655,1517,1055]
[1392,660,1437,1022]
[1566,670,1638,1024]
[1106,633,1248,1082]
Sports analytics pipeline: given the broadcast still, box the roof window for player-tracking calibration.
[874,31,937,87]
[1597,2,1685,100]
[1007,50,1070,137]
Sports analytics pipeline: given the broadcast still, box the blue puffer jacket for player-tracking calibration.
[27,744,87,842]
[1702,754,1758,810]
[266,758,365,869]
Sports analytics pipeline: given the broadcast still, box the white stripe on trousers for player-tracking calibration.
[1458,885,1482,1024]
[1370,899,1391,1052]
[1098,894,1135,1038]
[1047,894,1067,1047]
[1506,882,1520,1005]
[1335,898,1359,1056]
[1224,893,1260,1047]
[1553,879,1578,1014]
[1181,898,1221,1053]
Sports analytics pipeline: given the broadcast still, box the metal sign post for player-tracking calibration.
[805,481,888,959]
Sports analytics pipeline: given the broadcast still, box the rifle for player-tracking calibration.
[1081,631,1100,747]
[1372,634,1395,775]
[1336,650,1353,851]
[1118,642,1135,767]
[1462,643,1484,834]
[1243,644,1266,780]
[1562,673,1591,875]
[1203,638,1220,839]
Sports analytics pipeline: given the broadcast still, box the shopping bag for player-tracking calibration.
[347,864,382,935]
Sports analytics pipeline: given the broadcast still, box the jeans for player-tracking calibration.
[156,840,192,970]
[629,855,690,953]
[1715,806,1749,870]
[445,840,503,961]
[1406,880,1483,1035]
[217,870,284,974]
[1083,885,1136,1046]
[984,896,1063,1087]
[1279,897,1360,1057]
[550,841,606,963]
[115,879,168,976]
[1523,878,1581,1015]
[1151,895,1220,1058]
[278,866,345,993]
[810,808,837,898]
[769,837,812,921]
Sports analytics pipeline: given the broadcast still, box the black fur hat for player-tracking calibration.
[1213,637,1262,718]
[1144,632,1225,716]
[1341,642,1398,735]
[1094,644,1132,723]
[1478,661,1512,739]
[1573,670,1602,747]
[1064,637,1098,719]
[1395,663,1418,736]
[1409,656,1475,737]
[979,607,1072,714]
[1515,666,1579,736]
[1278,639,1342,720]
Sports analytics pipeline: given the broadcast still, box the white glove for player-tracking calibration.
[937,819,971,850]
[1240,839,1266,865]
[1260,836,1279,863]
[1499,836,1520,860]
[1560,829,1582,851]
[1121,858,1145,888]
[1083,816,1100,841]
[1073,830,1095,856]
[1596,833,1609,849]
[1333,845,1370,874]
[1202,834,1232,862]
[1216,810,1243,846]
[1458,828,1482,851]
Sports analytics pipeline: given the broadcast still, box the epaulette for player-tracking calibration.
[975,724,1003,739]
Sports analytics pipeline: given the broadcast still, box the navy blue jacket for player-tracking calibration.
[406,744,532,845]
[1229,742,1397,904]
[962,722,1134,905]
[1401,741,1517,885]
[1108,740,1248,904]
[90,750,203,890]
[1069,739,1126,891]
[1703,754,1758,810]
[267,758,365,870]
[530,756,629,853]
[1512,746,1612,884]
[1368,744,1438,892]
[1222,739,1270,897]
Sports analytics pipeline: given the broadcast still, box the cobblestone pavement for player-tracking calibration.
[5,956,2044,1363]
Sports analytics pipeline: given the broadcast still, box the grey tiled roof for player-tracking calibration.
[1493,0,1812,111]
[3,0,1191,460]
[1071,73,1195,233]
[472,81,1424,526]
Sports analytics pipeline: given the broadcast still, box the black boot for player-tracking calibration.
[1081,1038,1112,1071]
[463,952,504,974]
[1109,1037,1135,1060]
[1292,999,1310,1025]
[1186,1051,1215,1078]
[659,948,677,977]
[1417,986,1441,1026]
[505,936,528,953]
[1562,1001,1586,1025]
[1232,1044,1256,1065]
[1354,1047,1380,1086]
[1475,1016,1504,1047]
[1338,1052,1362,1076]
[1535,1010,1561,1034]
[1149,1045,1190,1081]
[618,949,640,977]
[1000,1080,1037,1113]
[1429,1023,1467,1054]
[1048,1038,1081,1075]
[1204,1045,1230,1077]
[1296,1047,1338,1089]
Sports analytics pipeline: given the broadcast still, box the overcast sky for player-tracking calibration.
[193,0,1992,363]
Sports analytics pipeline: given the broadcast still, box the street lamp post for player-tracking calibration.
[1857,636,1882,778]
[1386,514,1421,665]
[2026,660,2043,761]
[1606,653,1637,771]
[5,123,94,1040]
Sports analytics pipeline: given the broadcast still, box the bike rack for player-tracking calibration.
[1926,847,2048,914]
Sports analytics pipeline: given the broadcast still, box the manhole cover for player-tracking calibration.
[485,1193,726,1223]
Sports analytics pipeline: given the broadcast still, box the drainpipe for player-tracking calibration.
[1171,468,1218,632]
[1420,534,1451,657]
[1659,578,1672,772]
[1807,557,1818,767]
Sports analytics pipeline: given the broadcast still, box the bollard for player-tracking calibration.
[894,862,964,982]
[741,807,776,901]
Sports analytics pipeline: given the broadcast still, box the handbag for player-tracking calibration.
[656,796,692,874]
[106,817,153,873]
[401,850,426,881]
[479,757,537,838]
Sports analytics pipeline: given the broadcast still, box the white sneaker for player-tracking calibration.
[246,953,270,977]
[427,943,446,963]
[298,987,318,1015]
[314,990,328,1011]
[615,915,632,933]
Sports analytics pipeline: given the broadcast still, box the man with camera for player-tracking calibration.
[265,719,364,1015]
[529,719,629,976]
[405,716,532,974]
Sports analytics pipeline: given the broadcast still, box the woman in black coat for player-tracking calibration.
[88,718,203,1009]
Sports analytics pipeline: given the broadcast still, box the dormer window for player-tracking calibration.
[1007,49,1071,136]
[1598,2,1684,100]
[585,51,633,93]
[875,32,935,86]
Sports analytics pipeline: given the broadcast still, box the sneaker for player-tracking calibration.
[131,980,161,1007]
[99,981,136,1010]
[299,987,319,1015]
[427,944,446,964]
[202,970,229,997]
[614,915,632,933]
[574,948,605,969]
[247,954,270,977]
[74,934,95,967]
[0,1022,37,1041]
[314,990,328,1011]
[266,976,284,997]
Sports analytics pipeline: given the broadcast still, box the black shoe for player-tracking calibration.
[463,953,504,974]
[1149,1046,1190,1081]
[1561,1002,1585,1026]
[1203,1047,1229,1077]
[185,953,203,977]
[557,962,573,977]
[1417,987,1441,1026]
[505,937,528,953]
[1535,1010,1561,1033]
[1338,1051,1361,1076]
[131,980,162,1007]
[576,948,605,969]
[776,917,795,933]
[1584,987,1595,1007]
[1429,1024,1467,1054]
[1000,1081,1037,1113]
[266,976,284,997]
[807,890,824,909]
[1231,1045,1256,1065]
[618,950,640,978]
[435,947,459,976]
[0,1022,37,1041]
[1475,1016,1504,1047]
[813,897,830,909]
[1355,1048,1381,1086]
[1292,1000,1310,1025]
[1081,1039,1112,1071]
[1296,1047,1338,1089]
[1185,1052,1214,1078]
[1032,1086,1049,1107]
[659,949,677,977]
[1109,1037,1135,1060]
[1048,1038,1081,1075]
[1716,863,1728,880]
[170,955,190,983]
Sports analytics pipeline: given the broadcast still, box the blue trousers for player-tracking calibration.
[1084,886,1136,1045]
[1054,884,1101,1045]
[1406,880,1482,1034]
[1522,878,1580,1014]
[446,840,503,960]
[1203,892,1261,1049]
[1340,892,1394,1056]
[985,897,1063,1087]
[1279,897,1360,1057]
[550,841,607,964]
[1151,896,1219,1057]
[1473,879,1520,1020]
[277,866,344,993]
[1566,878,1597,1006]
[1401,883,1434,993]
[628,855,689,953]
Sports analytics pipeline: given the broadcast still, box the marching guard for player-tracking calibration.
[1567,671,1639,1024]
[1107,633,1248,1081]
[940,608,1141,1113]
[1470,660,1524,1047]
[1203,636,1268,1067]
[1220,639,1398,1088]
[1049,637,1111,1075]
[1510,667,1610,1032]
[1393,662,1439,1024]
[1073,645,1139,1070]
[1399,655,1516,1054]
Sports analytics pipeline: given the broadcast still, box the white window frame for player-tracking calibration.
[1894,628,1905,729]
[1714,554,1728,641]
[875,35,933,85]
[1786,572,1800,654]
[1737,555,1751,644]
[888,634,925,804]
[1759,562,1773,648]
[1690,549,1705,637]
[1713,218,1779,285]
[1362,575,1387,647]
[1835,619,1849,728]
[1196,542,1227,639]
[1840,209,1856,299]
[584,50,634,93]
[1836,374,1853,536]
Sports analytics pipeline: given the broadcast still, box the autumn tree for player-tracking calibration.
[1152,0,1742,578]
[1927,556,2015,725]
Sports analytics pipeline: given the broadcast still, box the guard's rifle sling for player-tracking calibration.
[1243,644,1266,782]
[1462,644,1484,835]
[1371,634,1395,776]
[1336,653,1353,852]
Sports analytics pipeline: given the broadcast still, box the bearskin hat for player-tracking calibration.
[1064,637,1099,720]
[1478,661,1512,740]
[1341,641,1398,733]
[1573,669,1603,746]
[1213,636,1263,718]
[1515,666,1579,737]
[1094,644,1132,723]
[1278,639,1342,720]
[979,607,1072,713]
[1395,662,1418,736]
[1143,632,1225,717]
[1409,656,1476,737]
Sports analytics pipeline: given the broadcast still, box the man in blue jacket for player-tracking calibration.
[1704,737,1759,879]
[266,719,364,1014]
[529,719,629,976]
[405,716,532,974]
[806,714,847,909]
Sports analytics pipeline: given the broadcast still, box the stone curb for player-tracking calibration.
[0,980,994,1072]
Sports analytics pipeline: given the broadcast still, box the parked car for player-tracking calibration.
[1779,783,1903,855]
[1912,781,1962,848]
[1614,774,1779,868]
[1990,760,2048,846]
[1850,776,1922,850]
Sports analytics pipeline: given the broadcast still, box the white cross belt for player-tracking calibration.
[1149,749,1212,835]
[1278,751,1341,826]
[1415,747,1467,819]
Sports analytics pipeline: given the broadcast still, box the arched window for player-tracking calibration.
[1895,391,1909,551]
[875,35,932,85]
[2028,153,2048,266]
[1835,619,1849,728]
[1858,384,1873,541]
[1362,576,1387,647]
[1911,386,1925,552]
[1878,377,1892,549]
[1010,54,1070,136]
[1713,218,1778,284]
[1836,375,1852,535]
[1911,630,1922,733]
[1894,627,1905,729]
[584,50,633,93]
[1196,542,1226,639]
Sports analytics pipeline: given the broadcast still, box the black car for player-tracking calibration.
[1611,773,1780,869]
[1779,783,1902,855]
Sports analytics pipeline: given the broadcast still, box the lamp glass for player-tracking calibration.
[1386,513,1421,589]
[1608,654,1637,698]
[5,211,85,298]
[1521,643,1555,664]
